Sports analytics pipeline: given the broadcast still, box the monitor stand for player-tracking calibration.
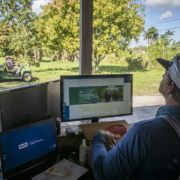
[79,118,99,126]
[91,118,99,123]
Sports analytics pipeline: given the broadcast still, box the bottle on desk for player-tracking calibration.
[79,139,87,165]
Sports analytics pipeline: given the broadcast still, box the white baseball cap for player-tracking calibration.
[157,53,180,89]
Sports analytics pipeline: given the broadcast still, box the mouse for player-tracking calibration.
[105,125,126,135]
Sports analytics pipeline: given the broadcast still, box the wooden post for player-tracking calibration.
[79,0,93,75]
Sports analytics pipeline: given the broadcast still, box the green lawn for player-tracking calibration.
[0,56,164,95]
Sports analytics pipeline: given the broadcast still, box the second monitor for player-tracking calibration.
[60,74,132,123]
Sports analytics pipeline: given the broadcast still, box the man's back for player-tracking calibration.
[92,106,180,180]
[131,117,180,179]
[92,54,180,180]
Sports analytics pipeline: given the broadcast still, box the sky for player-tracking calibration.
[32,0,180,48]
[131,0,180,47]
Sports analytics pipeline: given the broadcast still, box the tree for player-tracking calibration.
[9,24,42,65]
[94,87,106,102]
[93,0,145,71]
[110,88,123,101]
[0,0,37,31]
[143,26,159,44]
[40,0,145,70]
[143,31,150,44]
[172,41,180,49]
[143,26,159,68]
[165,30,174,39]
[39,0,80,62]
[0,0,42,65]
[147,35,179,69]
[165,30,174,54]
[159,34,169,54]
[0,21,11,55]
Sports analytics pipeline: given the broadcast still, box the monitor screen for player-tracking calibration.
[0,80,60,131]
[60,74,132,122]
[0,118,58,179]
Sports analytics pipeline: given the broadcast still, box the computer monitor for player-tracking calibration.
[0,80,60,131]
[0,118,58,179]
[60,74,132,123]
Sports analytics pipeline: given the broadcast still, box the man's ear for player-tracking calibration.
[167,81,175,93]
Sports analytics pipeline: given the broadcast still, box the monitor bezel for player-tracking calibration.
[0,118,58,179]
[60,74,133,122]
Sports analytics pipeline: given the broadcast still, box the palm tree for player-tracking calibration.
[143,31,150,44]
[143,27,159,51]
[143,27,159,69]
[143,26,159,51]
[143,27,159,43]
[165,30,175,54]
[147,26,159,42]
[160,34,168,43]
[165,30,174,39]
[160,34,169,53]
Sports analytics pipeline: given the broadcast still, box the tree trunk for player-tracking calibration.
[62,55,65,62]
[62,49,68,62]
[74,53,79,62]
[37,51,40,62]
[95,61,100,72]
[147,39,149,54]
[55,51,57,61]
[58,53,61,61]
[39,49,43,61]
[147,58,150,69]
[34,49,38,61]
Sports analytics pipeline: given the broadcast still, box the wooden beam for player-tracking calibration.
[79,0,93,75]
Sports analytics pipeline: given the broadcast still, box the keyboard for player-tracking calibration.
[1,155,61,180]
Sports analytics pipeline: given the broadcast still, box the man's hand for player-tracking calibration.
[98,130,121,151]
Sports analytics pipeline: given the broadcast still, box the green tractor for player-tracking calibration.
[0,62,32,82]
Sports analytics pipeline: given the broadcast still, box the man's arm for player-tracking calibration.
[8,61,14,67]
[92,124,148,180]
[10,60,17,67]
[6,61,11,68]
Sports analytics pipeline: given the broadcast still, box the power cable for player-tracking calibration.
[144,15,180,25]
[144,26,180,32]
[158,26,180,31]
[139,0,180,25]
[145,18,180,27]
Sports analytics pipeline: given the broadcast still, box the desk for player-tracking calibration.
[57,135,95,180]
[80,120,131,145]
[58,120,131,147]
[57,120,131,180]
[57,125,85,149]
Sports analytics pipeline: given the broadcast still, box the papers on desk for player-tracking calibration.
[32,159,88,180]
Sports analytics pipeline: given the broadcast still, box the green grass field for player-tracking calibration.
[0,57,164,95]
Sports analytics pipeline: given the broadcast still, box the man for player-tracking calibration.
[6,56,21,76]
[5,56,9,60]
[104,90,112,102]
[92,53,180,180]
